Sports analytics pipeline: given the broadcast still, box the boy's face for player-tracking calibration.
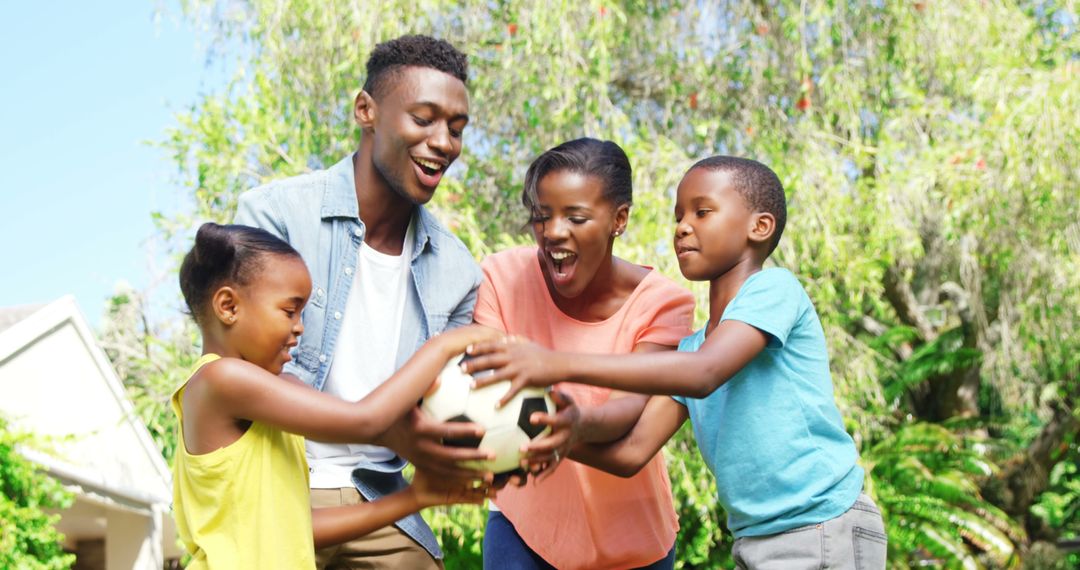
[673,168,756,281]
[365,66,470,205]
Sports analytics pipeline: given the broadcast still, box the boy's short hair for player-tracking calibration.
[362,34,468,99]
[691,156,787,255]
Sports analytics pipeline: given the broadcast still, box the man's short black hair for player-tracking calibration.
[690,156,787,255]
[362,35,468,99]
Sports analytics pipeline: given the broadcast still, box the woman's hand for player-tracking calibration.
[462,336,565,407]
[520,390,580,479]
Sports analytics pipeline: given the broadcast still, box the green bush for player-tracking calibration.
[0,417,75,570]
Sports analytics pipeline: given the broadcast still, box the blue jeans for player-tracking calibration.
[484,510,676,570]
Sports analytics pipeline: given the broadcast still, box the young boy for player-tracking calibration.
[466,157,888,568]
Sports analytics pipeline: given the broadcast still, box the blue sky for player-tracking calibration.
[0,3,220,327]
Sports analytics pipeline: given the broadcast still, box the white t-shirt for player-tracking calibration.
[307,221,414,489]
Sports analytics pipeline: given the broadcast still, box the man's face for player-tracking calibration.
[368,66,470,205]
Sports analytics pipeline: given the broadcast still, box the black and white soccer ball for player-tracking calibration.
[420,353,555,474]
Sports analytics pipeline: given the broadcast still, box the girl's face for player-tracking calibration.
[530,170,628,300]
[229,254,312,374]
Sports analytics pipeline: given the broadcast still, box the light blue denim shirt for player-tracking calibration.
[234,152,481,558]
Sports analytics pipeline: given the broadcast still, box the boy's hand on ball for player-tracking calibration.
[464,336,561,407]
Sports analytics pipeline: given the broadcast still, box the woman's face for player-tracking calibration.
[530,170,628,299]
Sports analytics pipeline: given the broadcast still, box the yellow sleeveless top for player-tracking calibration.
[171,354,315,569]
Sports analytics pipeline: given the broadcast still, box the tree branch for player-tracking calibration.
[883,265,937,342]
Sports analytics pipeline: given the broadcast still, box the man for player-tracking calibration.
[235,34,488,568]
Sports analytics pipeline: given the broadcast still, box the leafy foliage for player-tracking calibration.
[866,422,1025,568]
[0,417,75,570]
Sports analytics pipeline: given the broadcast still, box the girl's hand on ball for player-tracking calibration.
[464,336,562,407]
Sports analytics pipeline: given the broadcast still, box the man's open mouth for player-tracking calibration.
[412,157,444,176]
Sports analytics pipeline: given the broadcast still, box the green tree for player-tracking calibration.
[99,286,200,465]
[102,0,1079,566]
[0,417,75,570]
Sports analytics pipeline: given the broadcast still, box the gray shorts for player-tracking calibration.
[732,493,887,570]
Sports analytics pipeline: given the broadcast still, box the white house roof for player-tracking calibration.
[0,303,44,334]
[0,296,172,507]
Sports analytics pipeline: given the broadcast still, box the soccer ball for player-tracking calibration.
[420,353,555,474]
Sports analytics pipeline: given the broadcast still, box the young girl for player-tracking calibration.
[173,223,497,569]
[474,138,695,569]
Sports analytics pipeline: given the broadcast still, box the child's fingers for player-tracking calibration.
[463,338,509,357]
[461,353,512,381]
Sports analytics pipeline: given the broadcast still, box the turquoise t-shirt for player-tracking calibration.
[673,268,864,538]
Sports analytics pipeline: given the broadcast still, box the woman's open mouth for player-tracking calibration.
[549,250,578,287]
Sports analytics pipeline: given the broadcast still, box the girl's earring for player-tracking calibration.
[228,315,236,323]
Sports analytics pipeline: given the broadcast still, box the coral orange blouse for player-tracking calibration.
[475,246,694,569]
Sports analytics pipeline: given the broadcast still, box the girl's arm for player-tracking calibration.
[312,469,492,548]
[468,319,768,405]
[192,325,503,445]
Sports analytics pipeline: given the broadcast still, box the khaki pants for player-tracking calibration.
[311,487,443,570]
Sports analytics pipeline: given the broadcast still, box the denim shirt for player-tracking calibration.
[234,153,481,558]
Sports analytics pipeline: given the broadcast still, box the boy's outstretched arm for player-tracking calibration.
[572,396,688,478]
[467,320,768,404]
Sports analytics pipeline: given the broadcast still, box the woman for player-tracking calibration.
[474,138,694,569]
